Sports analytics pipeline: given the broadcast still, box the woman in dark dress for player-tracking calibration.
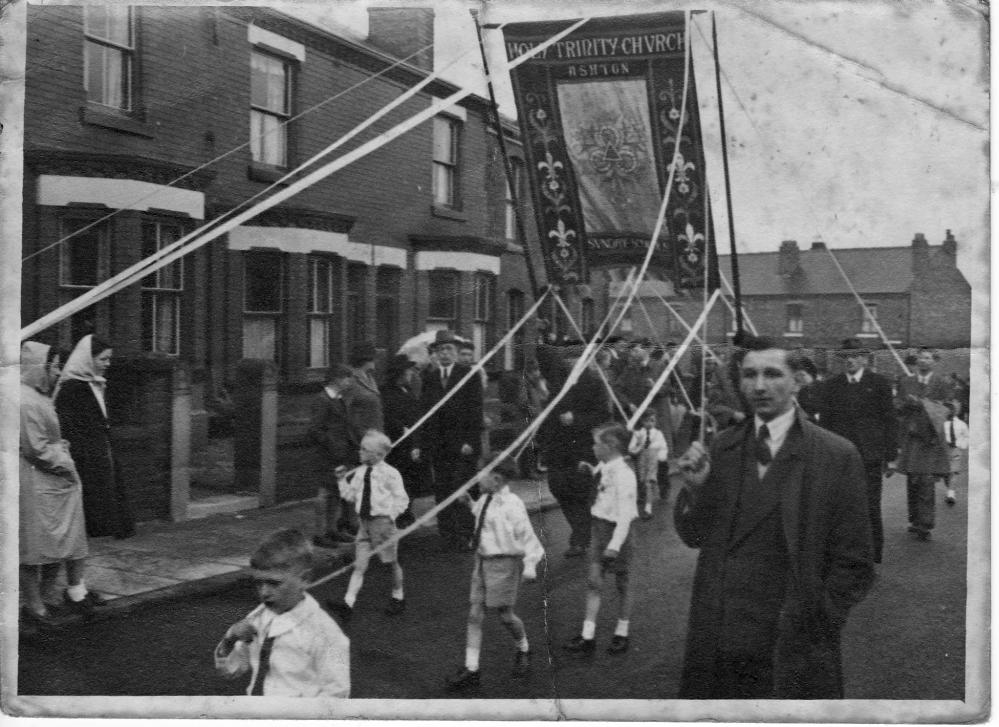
[54,335,135,539]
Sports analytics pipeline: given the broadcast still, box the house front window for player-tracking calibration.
[427,269,458,327]
[860,302,878,334]
[140,221,183,355]
[432,115,460,207]
[84,5,134,111]
[345,263,367,351]
[473,272,495,357]
[243,250,284,361]
[505,289,525,370]
[785,303,803,335]
[307,256,335,368]
[376,267,401,351]
[504,158,523,240]
[250,50,291,167]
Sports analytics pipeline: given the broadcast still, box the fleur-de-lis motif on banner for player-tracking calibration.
[548,218,577,260]
[678,218,704,264]
[671,152,697,198]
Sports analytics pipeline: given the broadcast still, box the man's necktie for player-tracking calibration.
[360,465,373,518]
[948,420,957,447]
[643,431,651,450]
[472,493,494,550]
[250,635,275,696]
[441,367,449,388]
[755,424,772,466]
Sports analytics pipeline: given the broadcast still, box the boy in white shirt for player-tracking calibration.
[214,528,350,697]
[445,456,545,690]
[943,401,970,506]
[628,409,669,520]
[564,423,638,655]
[327,430,410,622]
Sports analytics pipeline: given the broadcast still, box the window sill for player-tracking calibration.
[81,105,155,138]
[783,331,804,338]
[431,204,467,222]
[855,332,880,338]
[248,162,290,184]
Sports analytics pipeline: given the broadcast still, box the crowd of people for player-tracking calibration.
[19,325,971,700]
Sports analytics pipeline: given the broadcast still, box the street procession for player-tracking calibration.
[2,0,987,721]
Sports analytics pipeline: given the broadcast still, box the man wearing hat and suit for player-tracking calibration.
[382,354,426,528]
[894,347,953,541]
[420,330,483,551]
[818,339,897,562]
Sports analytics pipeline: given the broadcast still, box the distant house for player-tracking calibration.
[612,232,971,351]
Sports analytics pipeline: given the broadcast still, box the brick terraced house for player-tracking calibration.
[21,5,554,520]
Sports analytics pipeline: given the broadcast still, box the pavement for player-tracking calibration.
[24,478,557,628]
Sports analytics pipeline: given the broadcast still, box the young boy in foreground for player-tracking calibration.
[445,456,545,690]
[215,528,350,697]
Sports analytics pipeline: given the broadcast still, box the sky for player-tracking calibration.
[296,0,988,297]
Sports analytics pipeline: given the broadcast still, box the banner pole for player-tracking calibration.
[470,9,544,301]
[711,12,744,339]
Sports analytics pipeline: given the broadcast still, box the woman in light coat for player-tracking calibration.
[20,341,102,623]
[55,335,135,539]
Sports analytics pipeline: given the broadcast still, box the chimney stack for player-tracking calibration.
[778,239,800,277]
[941,229,957,257]
[367,8,435,72]
[912,232,929,272]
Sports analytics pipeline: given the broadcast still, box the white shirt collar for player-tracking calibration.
[848,368,865,383]
[755,405,797,443]
[324,385,340,399]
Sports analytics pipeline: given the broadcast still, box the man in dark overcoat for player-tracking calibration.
[419,329,483,551]
[382,354,427,528]
[894,347,953,540]
[536,343,611,557]
[818,339,897,562]
[674,336,874,699]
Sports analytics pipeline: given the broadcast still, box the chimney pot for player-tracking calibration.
[942,229,957,256]
[778,239,801,277]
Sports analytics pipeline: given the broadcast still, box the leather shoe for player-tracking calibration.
[445,666,481,690]
[63,590,104,615]
[945,490,957,506]
[384,598,405,616]
[512,649,531,677]
[562,635,596,654]
[21,606,60,629]
[607,635,629,654]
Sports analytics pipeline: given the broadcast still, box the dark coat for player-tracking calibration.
[674,410,874,698]
[540,366,610,470]
[895,374,952,475]
[54,379,134,538]
[819,369,897,463]
[307,387,372,467]
[382,383,430,495]
[419,363,483,458]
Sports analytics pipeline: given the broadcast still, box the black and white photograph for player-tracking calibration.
[0,0,989,722]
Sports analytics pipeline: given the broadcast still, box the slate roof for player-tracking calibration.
[717,245,945,296]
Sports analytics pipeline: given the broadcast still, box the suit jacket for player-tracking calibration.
[819,369,897,463]
[419,363,483,458]
[674,409,874,698]
[344,371,383,433]
[895,374,952,475]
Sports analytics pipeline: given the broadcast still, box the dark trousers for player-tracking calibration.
[548,467,592,549]
[906,473,936,531]
[863,460,884,563]
[430,453,475,543]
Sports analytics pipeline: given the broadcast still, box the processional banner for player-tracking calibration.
[503,13,719,289]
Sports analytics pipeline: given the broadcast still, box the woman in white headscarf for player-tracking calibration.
[20,341,101,623]
[54,335,135,540]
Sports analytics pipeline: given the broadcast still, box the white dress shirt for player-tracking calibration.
[755,405,797,477]
[471,485,545,576]
[628,427,669,463]
[214,593,350,697]
[590,456,638,551]
[339,460,409,519]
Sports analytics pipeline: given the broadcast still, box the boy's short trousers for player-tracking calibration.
[356,516,398,563]
[470,555,522,608]
[588,517,633,575]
